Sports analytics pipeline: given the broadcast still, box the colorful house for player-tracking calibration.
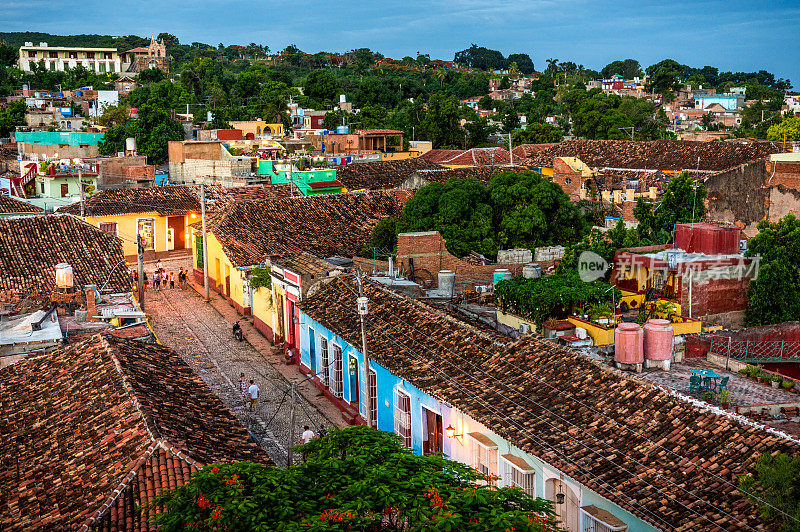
[58,186,203,258]
[297,275,800,532]
[189,190,410,322]
[256,159,342,195]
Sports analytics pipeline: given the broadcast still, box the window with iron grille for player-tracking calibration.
[469,434,498,485]
[331,343,343,398]
[319,336,330,388]
[393,389,412,447]
[99,222,117,236]
[369,369,377,427]
[500,455,535,497]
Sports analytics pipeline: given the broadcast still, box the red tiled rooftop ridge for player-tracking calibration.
[0,333,272,531]
[300,276,800,531]
[527,139,781,172]
[336,158,442,190]
[0,195,43,214]
[207,190,411,267]
[0,214,129,299]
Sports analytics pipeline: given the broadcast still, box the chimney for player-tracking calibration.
[85,286,98,322]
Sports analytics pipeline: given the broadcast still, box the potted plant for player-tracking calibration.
[782,380,795,391]
[738,368,749,376]
[770,375,781,389]
[702,391,715,403]
[717,389,732,409]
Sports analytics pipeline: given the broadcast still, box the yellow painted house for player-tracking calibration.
[59,187,203,258]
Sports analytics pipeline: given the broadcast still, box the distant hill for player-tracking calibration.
[0,32,148,51]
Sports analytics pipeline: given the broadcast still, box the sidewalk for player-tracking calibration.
[187,280,349,431]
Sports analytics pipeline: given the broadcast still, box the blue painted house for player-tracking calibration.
[297,276,800,532]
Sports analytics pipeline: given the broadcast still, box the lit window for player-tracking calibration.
[500,454,535,497]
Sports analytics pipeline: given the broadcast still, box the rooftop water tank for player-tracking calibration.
[614,323,644,365]
[125,137,136,151]
[522,263,541,279]
[493,269,512,284]
[438,270,455,298]
[644,319,674,361]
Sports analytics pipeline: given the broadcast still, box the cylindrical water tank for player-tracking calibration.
[523,263,541,279]
[644,319,674,361]
[493,269,512,284]
[125,137,136,151]
[55,263,73,289]
[615,323,644,365]
[438,270,455,297]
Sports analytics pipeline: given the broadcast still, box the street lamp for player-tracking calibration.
[444,424,462,438]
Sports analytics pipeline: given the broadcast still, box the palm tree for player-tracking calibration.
[546,58,559,76]
[508,62,520,79]
[434,68,446,87]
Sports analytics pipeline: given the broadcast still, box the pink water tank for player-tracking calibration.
[614,323,644,364]
[644,319,674,361]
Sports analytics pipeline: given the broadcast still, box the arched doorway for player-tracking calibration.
[545,478,580,532]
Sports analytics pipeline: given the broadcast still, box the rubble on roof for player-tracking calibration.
[336,158,442,190]
[301,276,800,532]
[208,190,411,267]
[529,139,780,172]
[0,333,272,531]
[0,214,129,301]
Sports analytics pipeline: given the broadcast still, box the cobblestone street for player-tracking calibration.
[142,265,346,466]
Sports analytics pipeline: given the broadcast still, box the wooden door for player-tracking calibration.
[422,408,443,455]
[60,183,69,197]
[308,328,316,374]
[167,216,185,249]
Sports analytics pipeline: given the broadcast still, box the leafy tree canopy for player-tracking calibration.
[600,59,642,79]
[738,452,800,532]
[512,122,563,144]
[148,426,560,532]
[0,99,27,137]
[304,68,340,105]
[767,117,800,142]
[634,173,707,240]
[744,214,800,326]
[98,103,184,163]
[454,44,507,71]
[507,53,535,74]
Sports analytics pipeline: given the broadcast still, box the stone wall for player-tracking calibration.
[705,159,769,237]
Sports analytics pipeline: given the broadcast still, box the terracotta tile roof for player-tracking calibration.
[511,143,559,159]
[59,186,202,217]
[0,195,43,214]
[0,214,129,299]
[300,277,800,532]
[415,165,526,184]
[0,333,272,531]
[337,159,442,190]
[208,190,411,267]
[421,147,525,166]
[277,252,341,277]
[528,139,781,172]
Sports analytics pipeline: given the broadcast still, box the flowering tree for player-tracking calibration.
[147,426,561,531]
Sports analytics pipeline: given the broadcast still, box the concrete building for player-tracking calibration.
[18,42,120,73]
[168,140,257,185]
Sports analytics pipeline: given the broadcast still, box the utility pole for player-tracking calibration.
[288,157,294,197]
[78,168,85,219]
[137,234,145,312]
[201,184,210,301]
[356,274,373,429]
[508,132,513,166]
[287,380,297,467]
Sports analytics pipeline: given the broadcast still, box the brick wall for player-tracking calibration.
[396,231,523,287]
[121,165,155,181]
[621,201,637,222]
[766,160,800,190]
[551,157,582,200]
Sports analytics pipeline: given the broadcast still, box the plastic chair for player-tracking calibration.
[689,375,702,396]
[715,376,730,393]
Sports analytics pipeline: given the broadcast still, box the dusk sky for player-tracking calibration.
[3,0,799,86]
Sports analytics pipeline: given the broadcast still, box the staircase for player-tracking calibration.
[10,163,38,198]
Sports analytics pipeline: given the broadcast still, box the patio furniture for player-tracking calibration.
[689,375,702,396]
[714,376,730,394]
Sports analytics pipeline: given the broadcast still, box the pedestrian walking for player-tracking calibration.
[178,267,186,288]
[301,425,315,444]
[239,373,249,407]
[247,380,260,412]
[162,270,168,288]
[143,270,148,290]
[156,259,163,270]
[169,271,175,289]
[152,270,160,290]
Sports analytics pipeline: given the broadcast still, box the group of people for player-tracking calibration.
[129,260,189,291]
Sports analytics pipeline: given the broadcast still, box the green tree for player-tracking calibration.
[421,93,462,148]
[361,217,400,256]
[0,99,27,136]
[98,104,184,163]
[634,173,706,240]
[304,69,339,105]
[148,426,559,532]
[512,122,563,144]
[157,32,180,46]
[507,53,535,75]
[478,95,494,110]
[463,115,496,147]
[767,117,800,142]
[453,44,507,70]
[738,452,800,531]
[744,215,800,326]
[600,59,642,79]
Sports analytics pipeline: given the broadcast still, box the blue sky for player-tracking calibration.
[2,0,798,86]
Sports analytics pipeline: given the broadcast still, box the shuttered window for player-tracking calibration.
[393,389,412,447]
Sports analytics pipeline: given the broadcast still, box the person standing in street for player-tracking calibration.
[156,259,162,271]
[153,270,160,290]
[248,380,260,412]
[239,373,249,407]
[169,271,175,289]
[302,425,315,444]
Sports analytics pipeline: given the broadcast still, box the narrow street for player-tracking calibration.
[142,265,346,466]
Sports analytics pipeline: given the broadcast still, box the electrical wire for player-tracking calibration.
[325,282,759,531]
